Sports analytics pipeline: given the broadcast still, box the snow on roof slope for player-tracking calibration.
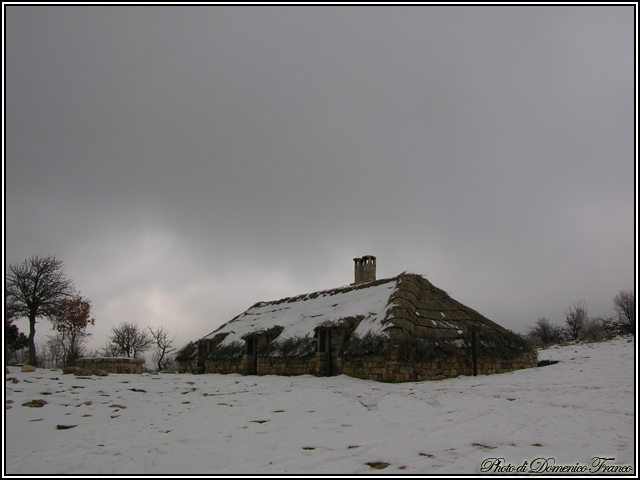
[203,277,399,346]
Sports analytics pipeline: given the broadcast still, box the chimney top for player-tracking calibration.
[353,256,376,284]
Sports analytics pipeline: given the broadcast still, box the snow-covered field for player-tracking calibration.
[4,336,636,475]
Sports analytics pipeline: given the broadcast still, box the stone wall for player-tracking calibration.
[188,355,319,376]
[257,356,319,376]
[341,349,538,382]
[76,357,145,374]
[177,346,538,382]
[202,358,246,375]
[177,358,197,374]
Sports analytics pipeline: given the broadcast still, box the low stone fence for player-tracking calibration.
[76,357,145,374]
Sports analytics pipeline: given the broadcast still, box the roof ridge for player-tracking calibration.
[249,274,403,308]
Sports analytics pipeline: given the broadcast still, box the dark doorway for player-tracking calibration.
[326,330,333,376]
[328,330,339,377]
[197,342,206,374]
[317,329,332,376]
[318,329,340,377]
[245,338,258,375]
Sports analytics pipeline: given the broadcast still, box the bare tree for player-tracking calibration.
[83,348,100,358]
[108,321,152,359]
[580,317,603,342]
[99,339,123,358]
[5,255,75,365]
[613,290,635,334]
[526,317,566,346]
[148,326,177,371]
[565,300,588,340]
[35,341,49,368]
[45,335,65,368]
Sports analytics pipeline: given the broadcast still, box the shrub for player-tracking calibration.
[174,342,198,363]
[396,337,459,363]
[474,330,533,359]
[258,336,316,358]
[613,289,635,334]
[565,301,588,340]
[580,317,603,342]
[526,318,566,347]
[343,332,459,362]
[207,341,244,360]
[343,332,389,357]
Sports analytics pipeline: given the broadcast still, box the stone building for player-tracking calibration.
[176,256,537,382]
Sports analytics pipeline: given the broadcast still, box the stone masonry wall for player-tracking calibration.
[342,349,538,382]
[177,348,538,382]
[177,358,197,374]
[192,355,320,376]
[256,356,319,376]
[76,357,145,374]
[202,358,246,375]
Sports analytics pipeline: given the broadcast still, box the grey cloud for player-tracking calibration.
[5,5,635,352]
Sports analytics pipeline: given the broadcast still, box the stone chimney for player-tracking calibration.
[353,255,376,284]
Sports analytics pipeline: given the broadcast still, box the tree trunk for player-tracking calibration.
[156,348,165,371]
[28,313,37,366]
[68,332,77,367]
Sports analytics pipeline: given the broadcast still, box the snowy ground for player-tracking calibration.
[4,336,636,475]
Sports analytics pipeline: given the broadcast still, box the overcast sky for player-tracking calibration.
[4,5,636,356]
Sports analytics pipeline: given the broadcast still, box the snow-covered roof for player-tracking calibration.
[196,272,531,357]
[202,277,398,347]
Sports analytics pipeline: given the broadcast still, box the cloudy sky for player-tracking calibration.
[4,5,635,355]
